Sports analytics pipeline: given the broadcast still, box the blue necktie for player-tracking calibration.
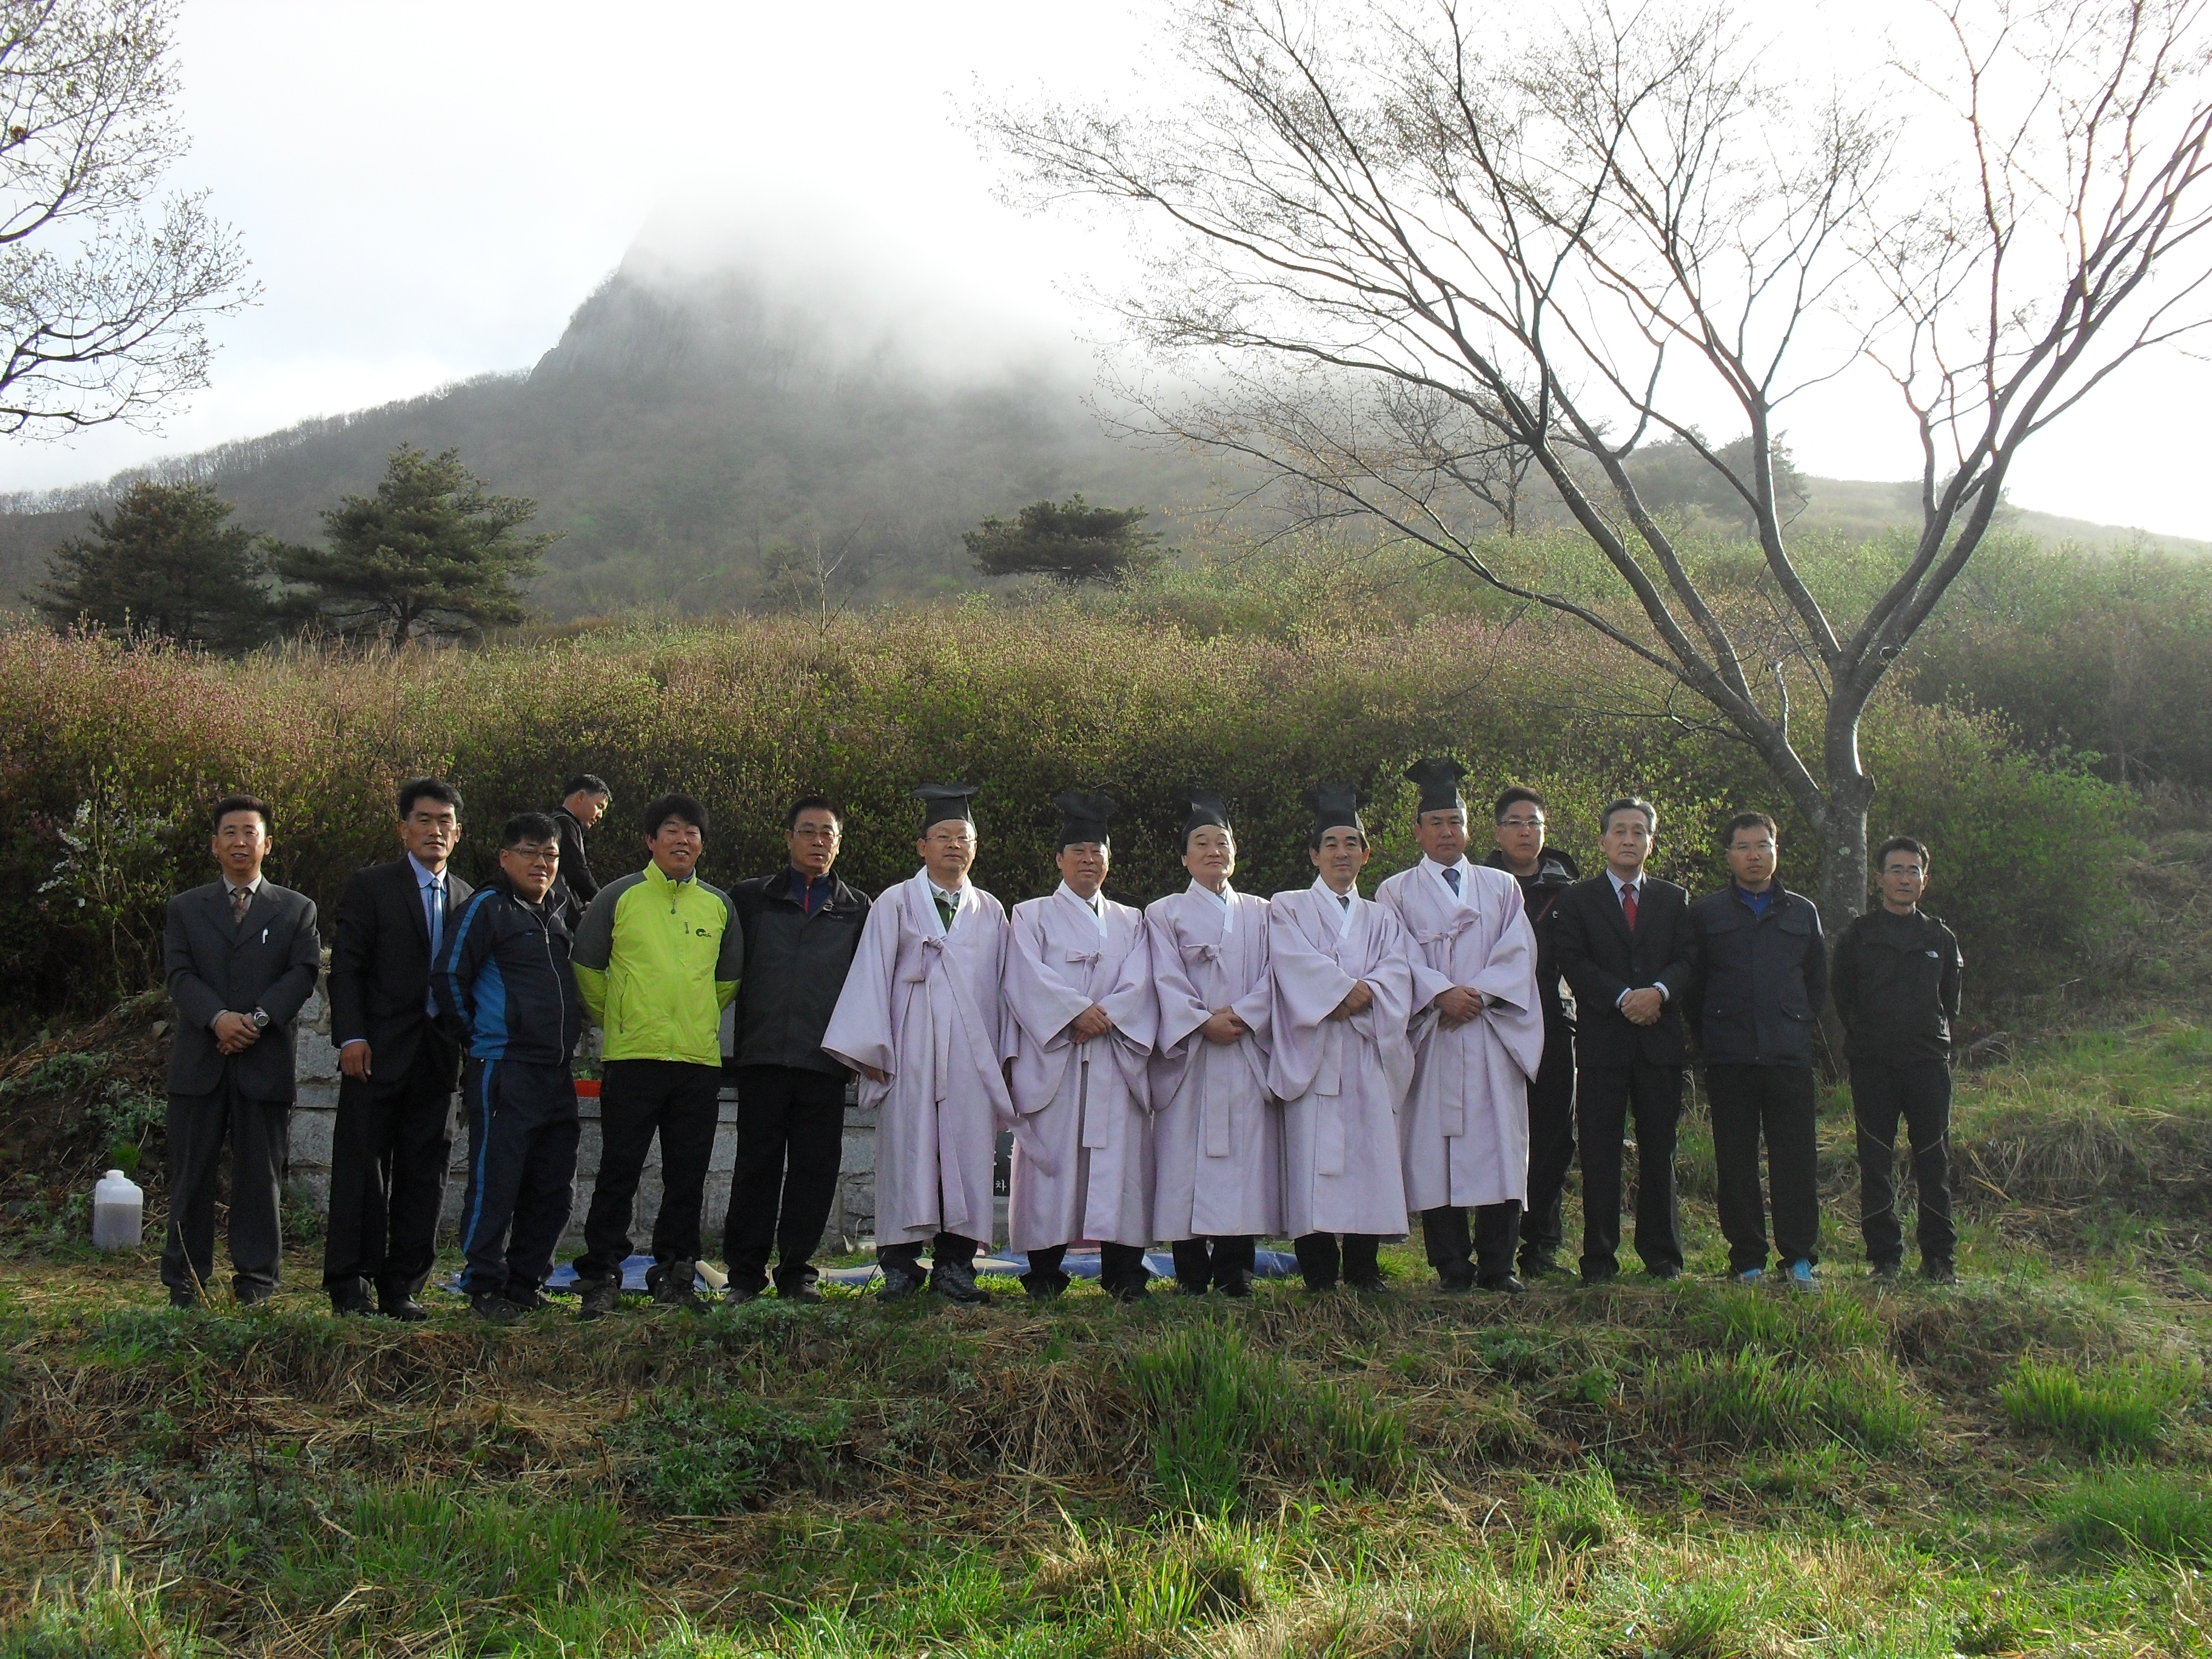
[424,880,446,1016]
[1443,867,1461,896]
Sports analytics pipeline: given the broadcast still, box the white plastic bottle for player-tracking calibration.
[92,1168,143,1251]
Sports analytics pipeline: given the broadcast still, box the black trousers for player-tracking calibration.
[163,1074,287,1302]
[1170,1236,1256,1293]
[720,1065,847,1293]
[321,1036,458,1305]
[1577,1059,1684,1278]
[1421,1203,1522,1284]
[1521,1021,1577,1265]
[1852,1057,1956,1270]
[1293,1232,1381,1289]
[457,1058,580,1297]
[1706,1063,1821,1272]
[1027,1241,1151,1292]
[573,1059,722,1281]
[879,1232,980,1276]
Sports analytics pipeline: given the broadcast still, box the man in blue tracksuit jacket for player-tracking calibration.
[433,812,583,1323]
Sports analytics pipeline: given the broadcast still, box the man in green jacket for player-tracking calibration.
[569,793,742,1317]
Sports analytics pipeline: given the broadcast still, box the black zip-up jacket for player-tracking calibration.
[1831,906,1963,1064]
[1684,884,1828,1068]
[727,869,872,1074]
[432,870,582,1066]
[549,804,600,930]
[1484,846,1580,1029]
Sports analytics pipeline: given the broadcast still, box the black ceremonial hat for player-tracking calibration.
[1301,782,1367,836]
[1054,790,1119,849]
[1177,789,1232,843]
[1405,756,1469,816]
[913,783,980,832]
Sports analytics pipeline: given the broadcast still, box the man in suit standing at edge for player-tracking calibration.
[551,774,611,931]
[323,777,472,1320]
[1553,796,1697,1284]
[160,794,323,1307]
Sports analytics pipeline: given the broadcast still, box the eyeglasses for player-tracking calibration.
[1497,817,1545,831]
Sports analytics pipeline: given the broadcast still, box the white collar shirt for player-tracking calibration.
[1422,854,1476,909]
[1311,875,1359,936]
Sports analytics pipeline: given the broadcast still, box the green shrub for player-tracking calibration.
[2052,1467,2212,1561]
[1999,1356,2200,1454]
[606,1392,851,1513]
[1529,1462,1632,1550]
[0,1560,201,1658]
[1130,1324,1405,1512]
[1650,1347,1925,1455]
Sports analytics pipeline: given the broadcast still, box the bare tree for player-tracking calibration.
[985,0,2212,924]
[1,0,255,437]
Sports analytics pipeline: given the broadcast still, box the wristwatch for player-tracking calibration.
[250,1008,271,1032]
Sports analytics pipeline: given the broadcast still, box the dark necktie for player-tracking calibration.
[1336,891,1352,913]
[1620,882,1639,930]
[230,885,250,927]
[1443,867,1461,897]
[935,892,957,931]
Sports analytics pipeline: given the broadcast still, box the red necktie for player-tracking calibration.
[1620,882,1638,931]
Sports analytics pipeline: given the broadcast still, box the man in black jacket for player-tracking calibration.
[719,796,872,1303]
[549,773,611,930]
[1684,813,1829,1288]
[1553,796,1697,1283]
[160,794,323,1307]
[433,813,585,1324]
[1833,836,1963,1285]
[323,777,472,1319]
[1484,786,1581,1281]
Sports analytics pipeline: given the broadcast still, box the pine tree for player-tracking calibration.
[34,481,274,651]
[273,446,555,645]
[964,495,1166,584]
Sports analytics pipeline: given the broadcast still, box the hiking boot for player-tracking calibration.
[1920,1259,1959,1285]
[879,1264,925,1301]
[469,1290,521,1326]
[576,1277,623,1322]
[930,1258,987,1305]
[650,1261,706,1313]
[1519,1250,1572,1282]
[1785,1259,1818,1292]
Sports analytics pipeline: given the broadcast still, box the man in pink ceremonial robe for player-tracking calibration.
[1375,758,1545,1293]
[1147,789,1278,1298]
[820,783,1009,1304]
[1002,791,1158,1301]
[1267,782,1418,1292]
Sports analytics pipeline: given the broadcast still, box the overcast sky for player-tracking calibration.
[2,0,2206,540]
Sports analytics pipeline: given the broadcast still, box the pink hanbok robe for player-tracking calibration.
[1002,884,1157,1250]
[1145,883,1279,1241]
[1265,880,1418,1237]
[820,871,1011,1247]
[1375,859,1546,1210]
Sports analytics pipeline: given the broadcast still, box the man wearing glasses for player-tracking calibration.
[719,797,873,1303]
[1483,787,1582,1281]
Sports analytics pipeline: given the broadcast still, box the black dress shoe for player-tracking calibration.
[167,1289,198,1310]
[379,1298,432,1322]
[930,1259,988,1304]
[1346,1273,1390,1293]
[1644,1264,1683,1282]
[236,1287,275,1308]
[1520,1252,1573,1281]
[499,1289,548,1316]
[1020,1270,1070,1299]
[1215,1269,1253,1298]
[1478,1274,1528,1295]
[331,1292,377,1318]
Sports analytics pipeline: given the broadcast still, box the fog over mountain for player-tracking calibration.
[0,251,1225,619]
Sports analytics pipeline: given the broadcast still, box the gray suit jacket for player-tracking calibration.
[164,877,322,1101]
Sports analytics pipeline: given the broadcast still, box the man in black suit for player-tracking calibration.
[719,795,871,1304]
[322,777,473,1319]
[1553,796,1697,1284]
[161,794,322,1307]
[550,773,611,930]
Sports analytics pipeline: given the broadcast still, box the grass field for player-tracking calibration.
[2,1016,2209,1658]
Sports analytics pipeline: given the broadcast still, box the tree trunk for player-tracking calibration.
[1815,712,1875,937]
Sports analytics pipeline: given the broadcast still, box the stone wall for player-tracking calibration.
[286,988,884,1252]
